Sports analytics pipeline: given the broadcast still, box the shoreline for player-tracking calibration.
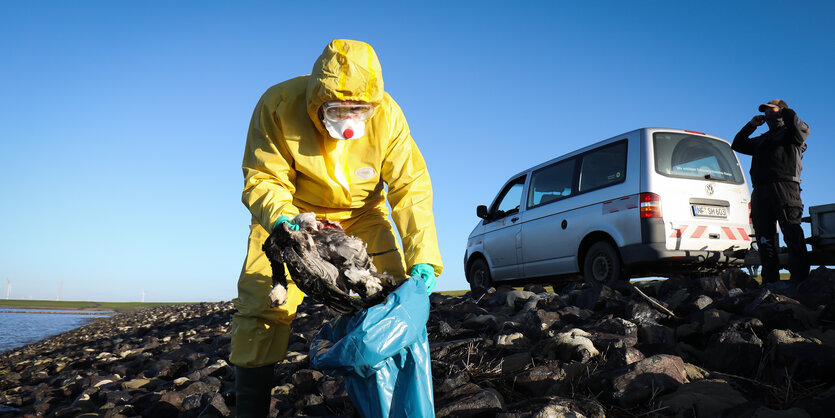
[0,300,196,312]
[0,304,116,312]
[0,309,115,315]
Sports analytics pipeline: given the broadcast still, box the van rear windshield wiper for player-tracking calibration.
[703,174,730,182]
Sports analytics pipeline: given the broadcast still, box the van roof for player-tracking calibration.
[507,127,729,179]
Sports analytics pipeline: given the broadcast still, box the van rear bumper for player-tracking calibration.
[620,243,744,273]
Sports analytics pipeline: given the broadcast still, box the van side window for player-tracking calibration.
[491,176,526,218]
[528,159,575,207]
[578,140,627,192]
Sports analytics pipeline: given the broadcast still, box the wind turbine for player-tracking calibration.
[5,279,10,299]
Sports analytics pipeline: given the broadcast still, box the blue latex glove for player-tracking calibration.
[274,215,300,231]
[410,264,436,294]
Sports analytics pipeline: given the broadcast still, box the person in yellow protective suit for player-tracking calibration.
[230,39,443,417]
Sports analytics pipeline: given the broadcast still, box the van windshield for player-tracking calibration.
[653,132,744,183]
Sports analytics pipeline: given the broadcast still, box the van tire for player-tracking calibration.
[583,241,624,286]
[468,258,492,299]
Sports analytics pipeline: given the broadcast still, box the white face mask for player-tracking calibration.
[324,117,366,140]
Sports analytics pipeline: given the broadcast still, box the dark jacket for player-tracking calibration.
[732,108,809,186]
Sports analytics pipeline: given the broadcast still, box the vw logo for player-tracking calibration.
[705,183,714,195]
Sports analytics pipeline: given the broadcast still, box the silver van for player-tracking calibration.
[465,128,753,294]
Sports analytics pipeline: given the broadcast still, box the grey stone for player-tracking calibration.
[436,388,504,417]
[497,332,531,350]
[435,371,470,393]
[635,320,676,353]
[532,404,587,418]
[295,393,328,416]
[319,378,351,408]
[100,390,131,408]
[515,363,566,396]
[502,352,532,374]
[437,382,483,404]
[603,346,644,369]
[628,302,665,324]
[121,378,153,390]
[662,288,690,312]
[656,380,747,417]
[201,392,232,417]
[587,330,637,350]
[690,294,714,311]
[701,308,732,333]
[544,329,599,362]
[585,354,686,407]
[533,309,562,330]
[699,275,729,296]
[505,290,537,309]
[705,329,763,377]
[290,369,323,394]
[6,269,835,417]
[593,317,637,338]
[764,328,835,381]
[180,393,203,412]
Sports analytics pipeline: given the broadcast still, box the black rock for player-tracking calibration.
[4,266,835,417]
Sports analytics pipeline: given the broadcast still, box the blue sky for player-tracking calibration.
[1,1,833,302]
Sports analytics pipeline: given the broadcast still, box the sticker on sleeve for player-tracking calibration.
[355,167,376,179]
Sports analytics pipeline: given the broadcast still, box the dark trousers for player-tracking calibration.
[235,364,274,418]
[751,182,810,283]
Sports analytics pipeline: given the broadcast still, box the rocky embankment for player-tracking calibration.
[2,267,835,417]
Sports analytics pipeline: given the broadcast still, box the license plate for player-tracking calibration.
[692,205,727,218]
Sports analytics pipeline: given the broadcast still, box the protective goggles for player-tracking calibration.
[322,101,375,122]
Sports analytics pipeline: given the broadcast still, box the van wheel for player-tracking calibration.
[468,259,492,299]
[583,241,624,286]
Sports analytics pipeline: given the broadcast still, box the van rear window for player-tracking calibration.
[653,133,744,183]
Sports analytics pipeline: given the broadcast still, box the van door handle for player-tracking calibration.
[511,216,519,222]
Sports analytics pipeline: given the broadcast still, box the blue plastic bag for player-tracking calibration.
[310,275,435,418]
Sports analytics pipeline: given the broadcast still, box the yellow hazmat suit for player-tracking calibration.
[230,39,443,368]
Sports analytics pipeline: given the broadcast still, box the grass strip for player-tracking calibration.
[0,300,196,311]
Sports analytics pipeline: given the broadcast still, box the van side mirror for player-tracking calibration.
[476,205,489,219]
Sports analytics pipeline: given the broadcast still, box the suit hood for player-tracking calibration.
[306,39,385,134]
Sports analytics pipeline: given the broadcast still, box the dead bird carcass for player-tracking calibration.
[262,212,398,314]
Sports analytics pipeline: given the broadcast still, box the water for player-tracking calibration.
[0,308,115,353]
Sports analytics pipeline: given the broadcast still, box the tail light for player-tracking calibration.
[640,192,662,218]
[748,202,753,225]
